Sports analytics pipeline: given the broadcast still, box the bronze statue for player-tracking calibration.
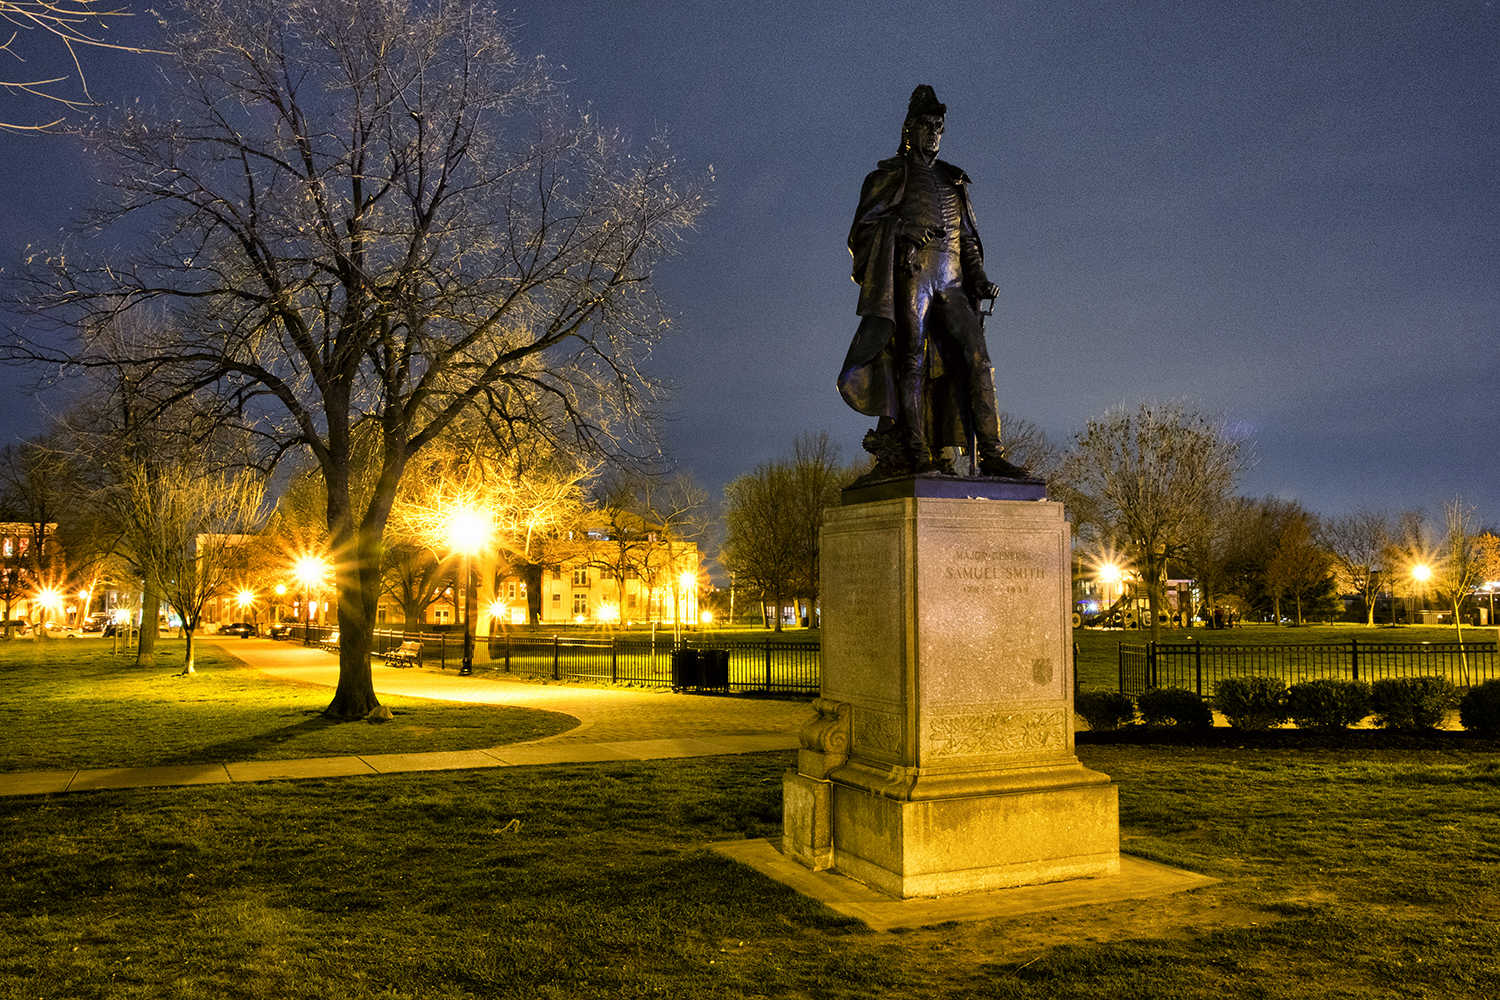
[839,85,1032,481]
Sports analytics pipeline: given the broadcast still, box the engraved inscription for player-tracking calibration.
[943,547,1047,596]
[925,710,1065,757]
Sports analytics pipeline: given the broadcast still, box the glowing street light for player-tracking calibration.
[35,586,62,631]
[295,556,328,646]
[446,507,491,677]
[1411,563,1432,625]
[1098,564,1123,623]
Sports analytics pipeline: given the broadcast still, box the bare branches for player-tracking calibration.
[1058,401,1248,641]
[3,0,704,715]
[1,1,154,131]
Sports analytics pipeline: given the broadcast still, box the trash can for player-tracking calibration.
[671,649,702,691]
[700,649,729,692]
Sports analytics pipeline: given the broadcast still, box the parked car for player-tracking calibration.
[81,612,113,633]
[266,622,292,639]
[222,621,259,638]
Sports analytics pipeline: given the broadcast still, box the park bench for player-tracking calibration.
[319,630,340,651]
[385,640,422,668]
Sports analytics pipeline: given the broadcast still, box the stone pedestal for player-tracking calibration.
[784,483,1119,899]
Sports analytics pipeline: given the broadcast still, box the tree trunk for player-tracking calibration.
[324,525,383,719]
[524,562,544,624]
[137,587,159,663]
[180,628,196,675]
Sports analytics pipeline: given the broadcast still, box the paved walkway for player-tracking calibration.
[0,637,812,798]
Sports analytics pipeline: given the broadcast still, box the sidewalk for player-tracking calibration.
[0,637,811,798]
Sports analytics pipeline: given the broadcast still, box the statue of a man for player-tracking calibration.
[839,85,1031,480]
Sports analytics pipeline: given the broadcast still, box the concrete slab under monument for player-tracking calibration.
[712,839,1218,933]
[784,489,1121,899]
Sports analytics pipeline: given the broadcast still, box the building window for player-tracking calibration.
[434,608,451,624]
[572,568,590,587]
[573,592,588,615]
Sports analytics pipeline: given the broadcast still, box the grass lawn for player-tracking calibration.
[0,639,577,773]
[2,739,1498,998]
[1073,621,1494,690]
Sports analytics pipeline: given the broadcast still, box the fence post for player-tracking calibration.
[611,636,618,684]
[1350,638,1359,681]
[765,638,773,691]
[1118,643,1124,693]
[1147,641,1157,689]
[1194,639,1203,697]
[505,633,511,674]
[552,635,560,680]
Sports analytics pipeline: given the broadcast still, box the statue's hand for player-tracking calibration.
[976,280,1000,300]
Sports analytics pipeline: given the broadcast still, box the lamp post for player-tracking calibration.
[294,557,326,646]
[447,507,489,677]
[1411,563,1431,626]
[1099,564,1122,625]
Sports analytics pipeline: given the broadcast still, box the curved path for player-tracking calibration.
[220,636,814,744]
[0,636,811,798]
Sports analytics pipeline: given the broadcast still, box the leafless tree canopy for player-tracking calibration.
[5,0,705,715]
[1058,400,1247,641]
[1320,507,1390,626]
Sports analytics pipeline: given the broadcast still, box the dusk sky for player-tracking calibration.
[2,1,1497,529]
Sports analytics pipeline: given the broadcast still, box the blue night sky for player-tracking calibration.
[2,1,1497,527]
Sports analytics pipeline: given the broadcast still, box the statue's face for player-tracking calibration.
[911,115,944,156]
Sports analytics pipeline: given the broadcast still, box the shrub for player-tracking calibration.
[1369,676,1457,729]
[1136,687,1213,729]
[1074,690,1136,731]
[1460,680,1500,733]
[1213,676,1289,730]
[1286,679,1372,729]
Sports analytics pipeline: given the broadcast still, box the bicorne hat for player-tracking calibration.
[906,84,946,120]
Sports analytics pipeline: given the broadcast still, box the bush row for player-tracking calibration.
[1075,677,1500,732]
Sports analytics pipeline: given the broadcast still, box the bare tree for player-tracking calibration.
[1431,497,1484,681]
[722,461,798,631]
[1321,508,1390,626]
[1,1,151,130]
[114,461,265,674]
[6,0,704,716]
[1263,509,1333,625]
[999,410,1058,480]
[1057,401,1247,642]
[787,431,844,628]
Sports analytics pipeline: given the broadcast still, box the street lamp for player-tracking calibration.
[446,507,490,677]
[237,589,256,627]
[1411,563,1431,625]
[294,557,327,646]
[1098,564,1122,624]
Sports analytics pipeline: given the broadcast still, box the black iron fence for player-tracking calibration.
[1120,639,1500,697]
[302,628,825,696]
[480,634,820,695]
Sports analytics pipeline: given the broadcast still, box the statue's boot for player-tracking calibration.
[969,367,1034,478]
